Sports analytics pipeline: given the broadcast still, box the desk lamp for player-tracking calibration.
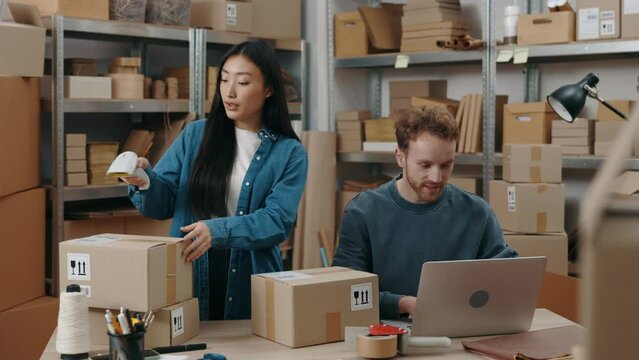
[546,73,627,122]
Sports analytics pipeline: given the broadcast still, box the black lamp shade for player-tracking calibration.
[546,73,600,123]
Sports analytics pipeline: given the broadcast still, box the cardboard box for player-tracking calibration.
[251,267,379,348]
[0,296,58,360]
[489,180,565,233]
[390,97,411,113]
[41,75,111,99]
[0,4,45,77]
[577,0,620,40]
[597,99,636,121]
[108,73,143,100]
[66,172,88,186]
[66,146,87,160]
[252,0,300,39]
[65,159,87,173]
[552,117,592,130]
[12,0,108,20]
[552,137,591,146]
[364,118,396,142]
[503,144,562,183]
[503,102,558,145]
[89,297,199,348]
[59,234,192,311]
[595,121,624,141]
[0,77,40,198]
[337,130,363,152]
[337,121,362,131]
[448,177,477,194]
[335,11,369,57]
[389,80,447,99]
[504,232,568,275]
[518,11,576,45]
[537,272,579,322]
[594,141,634,156]
[552,128,592,137]
[622,0,639,39]
[560,145,592,155]
[66,133,87,147]
[336,110,371,121]
[191,0,253,33]
[0,188,45,312]
[163,66,217,100]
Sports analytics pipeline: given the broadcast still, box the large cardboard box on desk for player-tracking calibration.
[0,77,40,198]
[0,4,45,77]
[503,102,558,144]
[59,234,192,311]
[0,296,58,360]
[89,297,199,348]
[252,267,379,348]
[503,144,562,183]
[0,188,45,312]
[504,232,568,275]
[489,180,565,234]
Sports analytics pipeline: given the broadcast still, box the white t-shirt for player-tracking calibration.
[226,126,262,216]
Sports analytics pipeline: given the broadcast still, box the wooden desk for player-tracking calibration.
[40,309,575,359]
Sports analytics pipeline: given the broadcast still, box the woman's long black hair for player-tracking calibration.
[189,40,300,220]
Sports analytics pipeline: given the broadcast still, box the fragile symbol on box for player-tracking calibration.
[226,3,237,17]
[171,307,185,338]
[67,253,90,281]
[351,282,373,311]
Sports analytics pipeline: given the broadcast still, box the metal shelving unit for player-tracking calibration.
[500,39,639,63]
[334,50,483,68]
[45,16,306,294]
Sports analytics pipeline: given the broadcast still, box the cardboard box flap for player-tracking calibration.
[66,234,171,250]
[358,6,401,50]
[255,267,375,286]
[506,102,553,114]
[114,233,184,244]
[8,2,44,27]
[612,171,639,196]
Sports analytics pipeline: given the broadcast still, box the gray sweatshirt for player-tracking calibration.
[332,176,517,319]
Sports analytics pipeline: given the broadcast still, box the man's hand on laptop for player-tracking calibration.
[399,296,417,317]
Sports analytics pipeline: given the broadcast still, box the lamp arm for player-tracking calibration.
[584,84,628,120]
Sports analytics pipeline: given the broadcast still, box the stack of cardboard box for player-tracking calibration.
[336,110,369,152]
[389,79,447,117]
[595,100,638,157]
[400,0,468,53]
[59,234,199,348]
[164,66,218,100]
[490,144,568,276]
[65,133,88,186]
[87,142,119,185]
[551,118,594,155]
[503,102,560,145]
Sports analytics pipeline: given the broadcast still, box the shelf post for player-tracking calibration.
[482,0,496,199]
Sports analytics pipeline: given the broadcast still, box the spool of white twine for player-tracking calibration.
[56,284,90,359]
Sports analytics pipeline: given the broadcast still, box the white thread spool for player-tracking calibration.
[56,284,90,359]
[503,5,520,45]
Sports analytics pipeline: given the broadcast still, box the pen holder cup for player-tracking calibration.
[108,330,145,360]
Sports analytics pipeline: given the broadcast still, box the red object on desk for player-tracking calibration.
[368,324,407,336]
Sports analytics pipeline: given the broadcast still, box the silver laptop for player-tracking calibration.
[409,256,546,338]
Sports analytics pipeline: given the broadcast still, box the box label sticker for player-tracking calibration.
[226,17,237,26]
[507,186,516,212]
[600,10,615,19]
[515,115,532,122]
[351,283,373,311]
[260,271,313,281]
[79,285,91,298]
[67,253,90,281]
[624,1,639,15]
[75,234,120,245]
[578,8,599,40]
[171,307,185,338]
[601,19,615,36]
[226,3,237,17]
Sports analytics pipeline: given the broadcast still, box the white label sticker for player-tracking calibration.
[515,115,532,122]
[394,54,409,69]
[75,234,120,245]
[507,186,517,212]
[351,283,373,311]
[260,271,313,281]
[226,3,237,17]
[624,0,639,15]
[67,253,91,281]
[171,307,185,338]
[79,285,91,297]
[226,17,237,26]
[578,8,599,40]
[601,19,615,36]
[600,10,615,19]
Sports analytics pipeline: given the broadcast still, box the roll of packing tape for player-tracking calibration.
[357,334,398,359]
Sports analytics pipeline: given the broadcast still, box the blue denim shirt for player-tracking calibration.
[129,119,308,320]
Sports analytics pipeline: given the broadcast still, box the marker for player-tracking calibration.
[117,313,131,335]
[106,309,122,334]
[104,313,117,334]
[153,343,207,354]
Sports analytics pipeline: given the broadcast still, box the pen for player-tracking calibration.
[123,308,135,333]
[106,309,122,334]
[104,313,117,334]
[117,313,131,335]
[153,343,207,354]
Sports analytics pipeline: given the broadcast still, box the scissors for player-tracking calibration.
[197,353,226,360]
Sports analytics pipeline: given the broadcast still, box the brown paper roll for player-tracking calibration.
[357,334,397,359]
[165,77,178,100]
[152,79,166,99]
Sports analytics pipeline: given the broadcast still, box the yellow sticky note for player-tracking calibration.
[513,48,529,64]
[395,54,409,69]
[496,50,514,63]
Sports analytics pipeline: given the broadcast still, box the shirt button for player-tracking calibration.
[256,156,261,161]
[228,297,233,302]
[232,268,236,273]
[239,210,244,215]
[245,181,250,186]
